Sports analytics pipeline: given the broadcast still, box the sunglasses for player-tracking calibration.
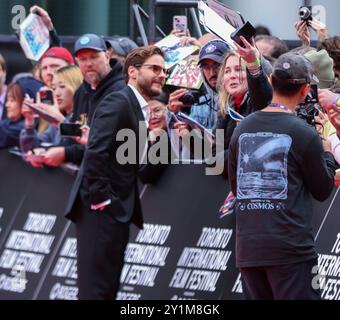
[134,64,167,76]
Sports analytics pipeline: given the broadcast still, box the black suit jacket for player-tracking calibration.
[65,86,148,229]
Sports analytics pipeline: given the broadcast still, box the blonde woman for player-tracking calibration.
[214,36,273,177]
[21,65,83,166]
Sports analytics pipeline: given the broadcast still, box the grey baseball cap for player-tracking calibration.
[105,37,138,57]
[272,52,318,84]
[74,34,107,56]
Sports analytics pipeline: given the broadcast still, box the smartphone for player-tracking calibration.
[59,123,82,137]
[173,15,188,33]
[304,84,319,105]
[38,89,54,105]
[230,21,256,48]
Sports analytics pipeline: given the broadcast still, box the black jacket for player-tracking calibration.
[65,86,147,229]
[213,67,273,177]
[63,58,126,165]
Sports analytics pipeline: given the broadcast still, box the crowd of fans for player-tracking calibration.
[0,4,339,187]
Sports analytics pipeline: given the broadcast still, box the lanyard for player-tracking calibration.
[269,103,292,112]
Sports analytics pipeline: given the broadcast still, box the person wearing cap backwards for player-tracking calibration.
[64,46,166,300]
[228,52,336,300]
[41,34,125,167]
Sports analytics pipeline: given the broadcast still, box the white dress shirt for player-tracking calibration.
[128,84,149,126]
[91,84,149,211]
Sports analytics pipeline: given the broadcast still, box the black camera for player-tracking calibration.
[299,6,313,23]
[296,105,319,127]
[179,90,201,106]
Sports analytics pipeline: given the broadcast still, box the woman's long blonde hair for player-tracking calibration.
[217,51,247,118]
[54,65,83,94]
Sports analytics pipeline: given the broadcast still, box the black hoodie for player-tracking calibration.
[63,58,126,165]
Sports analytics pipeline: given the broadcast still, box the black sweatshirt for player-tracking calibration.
[62,59,126,165]
[228,111,336,268]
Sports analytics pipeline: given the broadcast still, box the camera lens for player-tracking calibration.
[299,7,312,20]
[179,93,195,106]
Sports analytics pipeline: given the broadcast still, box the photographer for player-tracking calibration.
[168,39,230,129]
[295,16,329,48]
[213,36,273,177]
[228,52,336,300]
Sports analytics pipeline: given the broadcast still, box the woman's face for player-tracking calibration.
[51,76,73,115]
[223,55,248,99]
[5,92,22,122]
[148,100,167,130]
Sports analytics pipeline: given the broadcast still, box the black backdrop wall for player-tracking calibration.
[0,149,339,300]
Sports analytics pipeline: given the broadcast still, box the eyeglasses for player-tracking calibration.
[134,64,167,76]
[200,62,220,72]
[149,106,166,118]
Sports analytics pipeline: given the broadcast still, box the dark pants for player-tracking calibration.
[75,202,130,300]
[240,258,321,300]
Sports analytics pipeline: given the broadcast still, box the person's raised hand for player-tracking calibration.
[30,5,54,31]
[233,36,260,65]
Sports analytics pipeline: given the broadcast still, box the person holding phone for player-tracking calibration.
[213,36,273,177]
[20,66,83,167]
[0,76,43,149]
[39,34,126,168]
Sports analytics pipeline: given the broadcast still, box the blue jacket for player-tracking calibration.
[0,118,24,148]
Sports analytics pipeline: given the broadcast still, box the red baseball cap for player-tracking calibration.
[41,47,74,64]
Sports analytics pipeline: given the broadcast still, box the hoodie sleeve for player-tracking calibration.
[247,66,273,111]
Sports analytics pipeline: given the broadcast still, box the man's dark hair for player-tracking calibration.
[317,36,340,71]
[271,75,305,96]
[255,25,271,36]
[255,35,289,59]
[124,46,164,82]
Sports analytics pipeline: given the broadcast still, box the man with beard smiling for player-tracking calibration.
[42,34,125,167]
[64,46,166,300]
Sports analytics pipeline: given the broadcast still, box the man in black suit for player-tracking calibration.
[65,46,166,300]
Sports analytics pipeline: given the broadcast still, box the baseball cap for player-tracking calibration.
[41,47,74,64]
[16,76,44,100]
[304,49,335,89]
[74,34,107,56]
[272,52,318,85]
[198,39,230,65]
[105,37,138,57]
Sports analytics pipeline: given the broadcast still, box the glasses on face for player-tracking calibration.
[135,64,167,76]
[200,62,220,72]
[150,106,165,118]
